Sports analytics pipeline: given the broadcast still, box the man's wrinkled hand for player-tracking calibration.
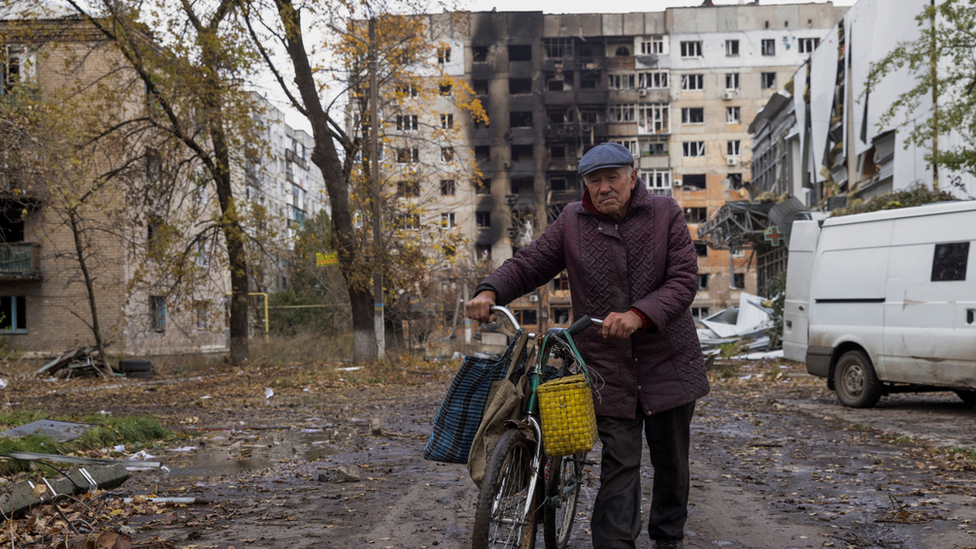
[464,291,497,324]
[600,310,643,339]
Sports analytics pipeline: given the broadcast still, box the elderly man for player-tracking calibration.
[465,142,709,549]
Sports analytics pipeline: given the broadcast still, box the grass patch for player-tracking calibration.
[892,436,915,445]
[931,446,976,463]
[0,412,172,474]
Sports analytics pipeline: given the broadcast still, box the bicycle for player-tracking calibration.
[471,305,603,549]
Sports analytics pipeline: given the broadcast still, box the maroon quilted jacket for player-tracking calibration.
[477,181,709,418]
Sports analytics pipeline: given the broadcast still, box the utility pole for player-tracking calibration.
[930,0,939,191]
[369,17,385,357]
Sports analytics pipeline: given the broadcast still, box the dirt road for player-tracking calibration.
[9,361,976,549]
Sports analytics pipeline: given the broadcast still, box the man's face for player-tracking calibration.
[584,166,637,220]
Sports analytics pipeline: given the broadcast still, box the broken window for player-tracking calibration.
[640,136,668,156]
[614,46,631,57]
[547,108,569,124]
[440,212,456,229]
[641,170,671,196]
[472,46,488,63]
[398,214,421,230]
[682,141,705,158]
[727,140,741,156]
[761,39,776,56]
[551,306,571,324]
[440,147,454,162]
[692,307,710,319]
[685,207,708,224]
[699,274,709,289]
[725,73,740,91]
[475,244,492,261]
[476,211,491,228]
[510,111,533,127]
[549,176,569,191]
[512,308,537,326]
[681,108,704,125]
[579,73,600,89]
[509,78,532,95]
[638,71,668,89]
[733,273,745,288]
[681,74,704,91]
[726,106,741,124]
[609,74,635,90]
[549,145,566,160]
[437,46,451,64]
[932,242,969,281]
[473,79,489,95]
[511,177,533,194]
[510,145,533,162]
[761,72,777,89]
[508,45,532,62]
[638,104,669,134]
[475,177,491,194]
[0,295,26,333]
[475,146,490,162]
[683,174,707,190]
[544,38,573,58]
[609,104,636,123]
[440,114,453,129]
[693,241,709,257]
[725,40,739,57]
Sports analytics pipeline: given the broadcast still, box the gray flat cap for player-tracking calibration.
[578,142,634,177]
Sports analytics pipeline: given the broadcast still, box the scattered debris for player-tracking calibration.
[0,463,130,517]
[369,418,383,435]
[36,345,112,378]
[0,419,93,442]
[335,464,360,483]
[698,292,774,355]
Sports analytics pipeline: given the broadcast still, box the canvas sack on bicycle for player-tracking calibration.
[468,330,533,487]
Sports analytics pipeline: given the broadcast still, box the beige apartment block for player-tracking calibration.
[1,15,229,358]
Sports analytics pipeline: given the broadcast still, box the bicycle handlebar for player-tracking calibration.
[488,305,603,337]
[566,315,604,337]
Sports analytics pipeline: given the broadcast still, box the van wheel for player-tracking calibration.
[954,390,976,406]
[834,350,882,408]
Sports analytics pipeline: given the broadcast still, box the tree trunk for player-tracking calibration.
[68,209,111,378]
[350,286,377,362]
[274,0,376,363]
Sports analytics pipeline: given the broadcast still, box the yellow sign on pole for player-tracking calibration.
[316,252,339,266]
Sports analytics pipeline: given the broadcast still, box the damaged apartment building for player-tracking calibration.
[396,2,845,336]
[1,5,305,358]
[735,0,976,291]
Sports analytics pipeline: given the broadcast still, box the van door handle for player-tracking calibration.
[786,320,792,328]
[968,309,975,325]
[798,305,805,311]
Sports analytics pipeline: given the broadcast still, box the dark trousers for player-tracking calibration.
[590,400,696,549]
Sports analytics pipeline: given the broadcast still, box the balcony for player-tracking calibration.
[0,243,41,280]
[285,149,307,170]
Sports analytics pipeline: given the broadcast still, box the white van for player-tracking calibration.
[783,201,976,408]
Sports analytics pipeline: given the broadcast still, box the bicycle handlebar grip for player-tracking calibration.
[567,315,593,337]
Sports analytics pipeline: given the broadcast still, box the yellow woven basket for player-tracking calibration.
[537,373,598,457]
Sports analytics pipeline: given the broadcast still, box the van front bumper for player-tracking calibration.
[805,347,832,378]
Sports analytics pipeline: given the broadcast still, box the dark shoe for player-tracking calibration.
[653,539,684,549]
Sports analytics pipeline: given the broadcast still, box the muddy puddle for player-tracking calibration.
[166,420,357,477]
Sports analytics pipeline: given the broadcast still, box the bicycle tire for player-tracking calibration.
[472,429,539,549]
[543,453,584,549]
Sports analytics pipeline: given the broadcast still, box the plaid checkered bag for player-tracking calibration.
[423,329,529,464]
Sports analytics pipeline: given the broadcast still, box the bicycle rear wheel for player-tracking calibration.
[472,429,539,549]
[543,453,585,549]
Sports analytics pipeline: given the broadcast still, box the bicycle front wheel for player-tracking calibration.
[543,453,585,549]
[472,429,539,549]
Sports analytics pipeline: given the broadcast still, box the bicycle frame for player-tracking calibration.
[486,306,603,529]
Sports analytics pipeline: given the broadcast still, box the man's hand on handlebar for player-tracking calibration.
[600,311,643,339]
[465,291,498,324]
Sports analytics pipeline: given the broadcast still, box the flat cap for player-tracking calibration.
[578,142,634,177]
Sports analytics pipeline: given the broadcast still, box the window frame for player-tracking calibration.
[682,141,705,158]
[725,40,739,57]
[726,106,741,124]
[761,39,776,56]
[681,107,705,125]
[681,74,704,91]
[761,72,777,90]
[727,140,741,157]
[0,295,27,334]
[680,41,702,58]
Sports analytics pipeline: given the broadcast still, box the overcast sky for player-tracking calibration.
[454,0,856,13]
